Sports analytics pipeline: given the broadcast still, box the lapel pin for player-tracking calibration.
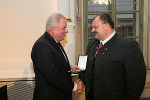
[104,48,108,51]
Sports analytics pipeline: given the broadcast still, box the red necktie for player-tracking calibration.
[96,42,103,54]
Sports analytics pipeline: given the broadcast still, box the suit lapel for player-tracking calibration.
[57,42,70,64]
[103,34,118,47]
[96,34,118,56]
[43,32,70,68]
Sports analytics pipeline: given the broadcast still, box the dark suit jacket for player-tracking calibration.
[31,32,74,100]
[79,34,146,100]
[0,85,8,100]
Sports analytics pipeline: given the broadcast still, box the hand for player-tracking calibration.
[71,65,80,70]
[75,79,84,94]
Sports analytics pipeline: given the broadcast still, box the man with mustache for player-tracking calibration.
[79,13,146,100]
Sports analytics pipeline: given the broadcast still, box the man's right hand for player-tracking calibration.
[75,79,84,94]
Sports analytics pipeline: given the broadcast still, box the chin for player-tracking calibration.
[94,36,99,40]
[60,38,64,41]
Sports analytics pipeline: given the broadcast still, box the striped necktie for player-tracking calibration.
[57,42,69,63]
[96,42,103,54]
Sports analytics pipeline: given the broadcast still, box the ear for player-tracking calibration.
[104,23,110,30]
[50,26,56,33]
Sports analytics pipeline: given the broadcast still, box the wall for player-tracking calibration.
[141,0,150,97]
[58,0,76,65]
[0,0,57,78]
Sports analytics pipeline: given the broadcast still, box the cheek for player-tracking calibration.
[96,28,101,34]
[60,32,65,38]
[55,32,62,39]
[98,28,104,33]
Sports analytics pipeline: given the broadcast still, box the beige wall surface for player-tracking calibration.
[0,0,57,78]
[148,0,150,68]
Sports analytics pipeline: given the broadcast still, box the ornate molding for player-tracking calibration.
[67,23,75,33]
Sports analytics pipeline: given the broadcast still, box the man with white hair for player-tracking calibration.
[31,13,83,100]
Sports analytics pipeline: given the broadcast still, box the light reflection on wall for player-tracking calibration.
[0,0,57,78]
[88,0,111,5]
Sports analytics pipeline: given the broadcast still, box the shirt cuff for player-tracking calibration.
[73,82,77,91]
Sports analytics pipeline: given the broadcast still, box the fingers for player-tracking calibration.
[75,80,84,94]
[75,90,82,94]
[71,65,80,70]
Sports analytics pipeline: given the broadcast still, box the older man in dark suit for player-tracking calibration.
[31,13,82,100]
[79,13,146,100]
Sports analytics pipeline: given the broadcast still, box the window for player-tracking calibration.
[87,0,143,46]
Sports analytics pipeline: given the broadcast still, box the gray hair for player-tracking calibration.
[46,13,66,31]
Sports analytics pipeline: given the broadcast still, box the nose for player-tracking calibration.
[65,28,68,33]
[91,27,95,32]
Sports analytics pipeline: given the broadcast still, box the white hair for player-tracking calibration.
[46,13,66,31]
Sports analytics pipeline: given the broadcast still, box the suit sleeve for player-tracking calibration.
[36,42,74,94]
[123,40,146,100]
[78,40,95,84]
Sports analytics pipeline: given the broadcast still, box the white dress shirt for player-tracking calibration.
[100,31,116,45]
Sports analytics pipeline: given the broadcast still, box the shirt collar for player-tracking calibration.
[47,32,59,43]
[100,31,116,45]
[53,37,59,43]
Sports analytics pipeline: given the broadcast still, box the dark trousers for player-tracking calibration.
[87,92,94,100]
[87,56,96,100]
